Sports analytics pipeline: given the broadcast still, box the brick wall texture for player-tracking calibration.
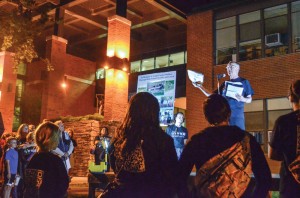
[0,52,17,132]
[186,10,300,138]
[24,36,96,124]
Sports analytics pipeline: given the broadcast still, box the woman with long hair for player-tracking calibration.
[108,92,178,198]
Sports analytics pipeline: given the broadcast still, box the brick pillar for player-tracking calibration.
[103,15,131,122]
[0,52,17,132]
[186,11,214,137]
[40,35,67,121]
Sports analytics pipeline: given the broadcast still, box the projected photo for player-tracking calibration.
[137,71,176,126]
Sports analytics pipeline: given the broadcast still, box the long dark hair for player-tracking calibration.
[113,92,160,156]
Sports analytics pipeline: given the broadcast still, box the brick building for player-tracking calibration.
[0,0,299,155]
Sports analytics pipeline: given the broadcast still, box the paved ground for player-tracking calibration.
[68,177,101,198]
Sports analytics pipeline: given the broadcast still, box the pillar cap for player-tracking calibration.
[46,35,68,44]
[107,15,132,26]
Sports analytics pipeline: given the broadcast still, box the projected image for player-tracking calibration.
[158,96,174,108]
[147,81,165,96]
[137,71,176,126]
[159,108,174,125]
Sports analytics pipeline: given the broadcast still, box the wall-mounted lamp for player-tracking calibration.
[61,75,67,88]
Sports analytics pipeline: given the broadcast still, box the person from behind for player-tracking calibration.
[178,94,271,198]
[3,137,18,198]
[165,112,188,159]
[269,79,300,197]
[107,92,178,198]
[23,122,69,198]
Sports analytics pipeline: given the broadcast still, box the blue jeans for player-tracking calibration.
[175,148,183,160]
[229,116,245,130]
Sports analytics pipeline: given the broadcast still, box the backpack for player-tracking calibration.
[288,112,300,184]
[194,134,252,198]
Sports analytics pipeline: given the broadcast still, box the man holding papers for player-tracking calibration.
[219,61,254,130]
[190,61,254,130]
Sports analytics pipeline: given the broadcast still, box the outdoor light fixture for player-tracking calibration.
[61,75,67,88]
[61,82,67,88]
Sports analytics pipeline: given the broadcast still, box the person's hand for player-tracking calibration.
[192,82,202,88]
[235,94,246,102]
[64,152,69,158]
[7,173,11,179]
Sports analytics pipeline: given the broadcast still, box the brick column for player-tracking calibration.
[40,35,67,120]
[103,15,131,122]
[186,11,214,137]
[0,52,17,132]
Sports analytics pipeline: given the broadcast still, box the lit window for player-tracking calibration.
[170,52,184,66]
[141,58,154,71]
[156,55,169,68]
[130,61,141,73]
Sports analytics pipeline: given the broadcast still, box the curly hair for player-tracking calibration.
[113,92,160,156]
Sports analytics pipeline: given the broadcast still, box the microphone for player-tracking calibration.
[217,73,226,80]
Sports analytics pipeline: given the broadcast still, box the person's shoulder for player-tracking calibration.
[276,111,296,124]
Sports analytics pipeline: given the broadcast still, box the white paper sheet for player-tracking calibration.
[225,81,244,100]
[187,70,204,84]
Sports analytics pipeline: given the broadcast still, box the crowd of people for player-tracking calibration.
[0,121,76,198]
[0,61,298,198]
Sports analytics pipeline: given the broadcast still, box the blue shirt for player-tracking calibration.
[166,125,188,149]
[5,148,18,174]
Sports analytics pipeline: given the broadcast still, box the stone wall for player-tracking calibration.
[64,119,121,176]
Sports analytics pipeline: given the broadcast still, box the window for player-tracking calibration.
[141,58,154,71]
[13,79,25,131]
[17,62,27,75]
[170,52,185,66]
[130,51,186,73]
[239,11,262,61]
[156,55,169,68]
[244,100,264,131]
[264,4,288,57]
[96,68,105,79]
[216,17,236,64]
[130,60,141,73]
[292,1,300,52]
